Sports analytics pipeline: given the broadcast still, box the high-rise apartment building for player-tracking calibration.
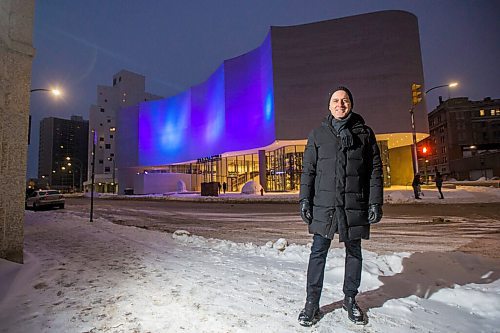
[87,70,162,193]
[38,116,89,191]
[422,96,500,180]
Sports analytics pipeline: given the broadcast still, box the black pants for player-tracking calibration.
[306,234,362,304]
[412,185,420,199]
[437,185,444,199]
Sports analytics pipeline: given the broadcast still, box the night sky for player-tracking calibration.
[28,0,500,178]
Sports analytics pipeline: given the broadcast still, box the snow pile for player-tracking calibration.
[241,180,263,195]
[1,210,499,333]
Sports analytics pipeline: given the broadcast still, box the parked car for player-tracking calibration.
[25,190,65,210]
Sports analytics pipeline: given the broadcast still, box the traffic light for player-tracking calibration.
[412,83,422,105]
[417,145,430,158]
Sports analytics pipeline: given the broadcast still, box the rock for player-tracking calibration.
[273,238,288,251]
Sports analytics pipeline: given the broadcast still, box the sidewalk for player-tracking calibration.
[1,210,499,332]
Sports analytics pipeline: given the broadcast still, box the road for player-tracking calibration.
[62,197,500,258]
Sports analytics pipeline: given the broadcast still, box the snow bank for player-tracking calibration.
[1,210,499,333]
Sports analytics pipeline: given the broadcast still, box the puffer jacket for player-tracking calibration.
[299,112,383,241]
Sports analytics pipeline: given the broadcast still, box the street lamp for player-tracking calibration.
[66,156,83,192]
[409,82,458,174]
[30,88,62,96]
[29,87,62,145]
[425,82,458,95]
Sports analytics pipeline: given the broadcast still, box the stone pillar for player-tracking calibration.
[0,0,35,263]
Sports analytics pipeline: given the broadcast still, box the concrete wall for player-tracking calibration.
[0,0,35,263]
[133,173,196,194]
[271,10,427,140]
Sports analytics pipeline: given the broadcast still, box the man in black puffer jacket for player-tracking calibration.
[298,86,383,327]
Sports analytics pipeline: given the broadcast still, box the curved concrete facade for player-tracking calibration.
[272,10,427,143]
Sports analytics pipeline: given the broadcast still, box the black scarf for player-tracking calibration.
[331,112,354,150]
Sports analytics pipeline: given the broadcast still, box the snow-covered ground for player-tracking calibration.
[92,185,500,205]
[1,206,499,333]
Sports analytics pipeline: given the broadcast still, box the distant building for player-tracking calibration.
[38,116,89,191]
[116,11,429,194]
[422,96,500,181]
[86,70,162,193]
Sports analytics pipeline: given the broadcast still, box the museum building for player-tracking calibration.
[116,10,428,194]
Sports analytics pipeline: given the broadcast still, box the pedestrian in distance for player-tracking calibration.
[412,173,423,199]
[218,182,222,194]
[298,86,384,327]
[435,172,444,199]
[222,182,227,194]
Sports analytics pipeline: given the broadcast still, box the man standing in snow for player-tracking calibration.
[298,86,383,326]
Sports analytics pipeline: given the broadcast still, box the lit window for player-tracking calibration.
[491,109,496,116]
[479,110,485,116]
[496,109,500,116]
[110,127,116,132]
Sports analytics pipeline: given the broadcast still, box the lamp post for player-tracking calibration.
[90,129,96,222]
[66,156,83,192]
[425,82,458,96]
[28,88,62,145]
[409,82,458,175]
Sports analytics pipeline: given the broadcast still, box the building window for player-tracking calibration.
[441,147,446,154]
[99,137,104,142]
[99,159,103,164]
[110,127,116,132]
[100,108,105,113]
[496,109,500,116]
[491,109,496,116]
[105,167,110,172]
[110,153,114,157]
[110,134,114,139]
[105,144,111,149]
[480,109,485,116]
[107,119,111,123]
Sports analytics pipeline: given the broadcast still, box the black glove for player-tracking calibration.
[300,199,313,225]
[368,204,383,224]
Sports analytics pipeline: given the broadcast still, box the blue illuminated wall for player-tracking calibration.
[139,33,275,166]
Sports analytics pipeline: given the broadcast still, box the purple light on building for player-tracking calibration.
[138,33,275,166]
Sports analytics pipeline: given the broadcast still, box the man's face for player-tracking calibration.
[329,90,352,119]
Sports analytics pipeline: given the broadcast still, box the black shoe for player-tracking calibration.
[343,296,366,325]
[298,301,321,327]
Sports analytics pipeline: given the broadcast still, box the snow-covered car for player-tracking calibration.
[25,190,65,210]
